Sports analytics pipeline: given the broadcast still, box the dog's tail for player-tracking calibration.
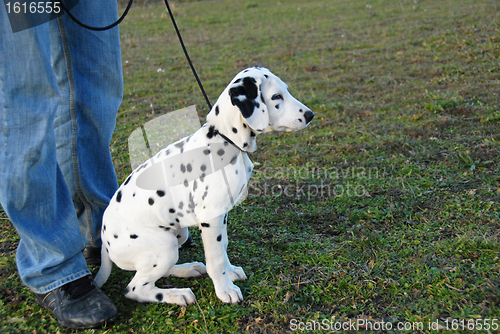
[94,246,112,287]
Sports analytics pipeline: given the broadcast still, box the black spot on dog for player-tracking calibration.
[298,119,303,123]
[148,198,155,205]
[275,104,280,109]
[106,248,109,253]
[169,208,175,213]
[230,155,238,165]
[157,190,165,197]
[188,192,195,211]
[203,149,211,155]
[153,264,157,268]
[175,142,185,154]
[229,77,259,118]
[180,164,186,173]
[130,234,138,239]
[177,235,181,239]
[156,293,163,302]
[114,234,118,239]
[222,272,226,275]
[159,225,170,231]
[207,125,218,139]
[264,74,269,78]
[103,225,106,231]
[250,131,256,137]
[243,143,249,148]
[124,287,130,295]
[187,164,192,172]
[217,234,222,242]
[132,286,136,291]
[107,241,110,246]
[184,179,189,187]
[201,223,210,228]
[116,191,122,203]
[215,105,220,116]
[260,93,265,103]
[217,149,225,156]
[234,78,242,83]
[124,175,132,186]
[201,164,207,172]
[232,127,238,134]
[170,222,175,226]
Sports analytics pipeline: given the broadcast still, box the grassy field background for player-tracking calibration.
[1,0,499,332]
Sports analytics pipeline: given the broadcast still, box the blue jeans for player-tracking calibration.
[0,2,123,293]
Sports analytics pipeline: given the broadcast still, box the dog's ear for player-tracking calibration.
[228,76,269,132]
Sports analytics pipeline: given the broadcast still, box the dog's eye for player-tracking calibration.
[271,94,283,101]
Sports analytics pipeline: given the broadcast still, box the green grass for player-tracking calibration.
[1,0,500,332]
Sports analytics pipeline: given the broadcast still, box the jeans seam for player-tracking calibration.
[57,15,95,247]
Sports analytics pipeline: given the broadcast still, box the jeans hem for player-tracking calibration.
[31,269,91,294]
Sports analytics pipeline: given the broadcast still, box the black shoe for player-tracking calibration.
[35,275,117,329]
[83,245,101,266]
[179,232,193,249]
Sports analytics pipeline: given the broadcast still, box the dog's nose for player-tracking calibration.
[304,110,314,124]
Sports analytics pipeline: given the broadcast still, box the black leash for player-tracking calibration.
[58,0,134,31]
[59,0,212,111]
[162,0,212,110]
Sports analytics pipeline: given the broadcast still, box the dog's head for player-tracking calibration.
[207,66,314,152]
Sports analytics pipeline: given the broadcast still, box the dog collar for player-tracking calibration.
[217,132,245,152]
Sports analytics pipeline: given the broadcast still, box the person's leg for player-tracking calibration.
[55,0,123,249]
[0,2,121,328]
[0,7,90,294]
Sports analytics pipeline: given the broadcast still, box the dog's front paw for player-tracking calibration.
[228,265,247,282]
[169,262,207,278]
[215,282,243,304]
[189,262,208,276]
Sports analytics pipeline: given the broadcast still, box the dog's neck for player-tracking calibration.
[205,103,260,153]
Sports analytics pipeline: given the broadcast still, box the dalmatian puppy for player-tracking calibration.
[95,66,314,306]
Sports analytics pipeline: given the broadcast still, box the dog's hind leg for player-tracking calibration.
[123,233,196,305]
[124,272,196,305]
